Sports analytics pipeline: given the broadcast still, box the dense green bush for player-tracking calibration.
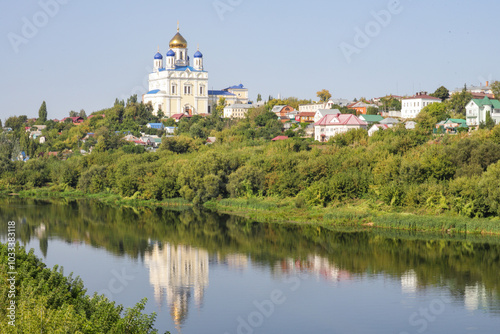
[0,243,161,333]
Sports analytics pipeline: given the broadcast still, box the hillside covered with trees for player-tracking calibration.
[1,96,500,220]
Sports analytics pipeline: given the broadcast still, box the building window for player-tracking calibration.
[200,86,204,95]
[172,85,176,94]
[184,85,192,95]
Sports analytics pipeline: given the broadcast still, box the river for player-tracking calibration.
[1,197,499,333]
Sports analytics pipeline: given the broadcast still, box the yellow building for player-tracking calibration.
[209,84,249,109]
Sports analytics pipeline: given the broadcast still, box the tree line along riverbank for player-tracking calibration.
[1,121,500,233]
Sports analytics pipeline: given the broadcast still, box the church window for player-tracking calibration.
[184,85,192,95]
[200,86,204,95]
[172,85,176,94]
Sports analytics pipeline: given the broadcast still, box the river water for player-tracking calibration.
[1,198,499,334]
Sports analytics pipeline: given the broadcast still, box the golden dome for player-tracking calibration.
[169,27,187,48]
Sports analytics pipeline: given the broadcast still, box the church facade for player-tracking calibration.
[143,25,209,117]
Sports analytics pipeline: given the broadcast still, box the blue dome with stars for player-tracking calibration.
[194,50,203,58]
[154,52,163,59]
[166,49,175,57]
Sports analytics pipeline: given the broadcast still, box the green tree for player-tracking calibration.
[446,85,472,115]
[379,96,401,111]
[127,94,138,106]
[38,101,48,122]
[157,106,165,119]
[367,106,379,115]
[79,109,87,119]
[431,86,450,102]
[479,111,496,130]
[257,94,262,102]
[5,115,27,132]
[491,81,500,99]
[415,102,450,131]
[114,98,125,107]
[69,110,78,117]
[317,89,332,103]
[215,98,226,117]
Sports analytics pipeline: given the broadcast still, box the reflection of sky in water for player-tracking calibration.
[2,231,499,334]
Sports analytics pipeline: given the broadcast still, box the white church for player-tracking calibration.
[143,24,209,117]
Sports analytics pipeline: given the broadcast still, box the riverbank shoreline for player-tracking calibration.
[5,188,500,236]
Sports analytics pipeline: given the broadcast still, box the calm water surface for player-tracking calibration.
[1,198,499,334]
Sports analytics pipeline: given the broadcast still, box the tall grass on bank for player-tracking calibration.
[372,214,500,234]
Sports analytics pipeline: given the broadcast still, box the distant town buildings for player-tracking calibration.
[272,105,295,117]
[223,103,253,119]
[401,92,441,119]
[451,81,493,96]
[368,124,389,136]
[296,112,316,123]
[314,109,342,123]
[209,84,249,108]
[299,98,336,112]
[359,114,384,124]
[349,101,378,115]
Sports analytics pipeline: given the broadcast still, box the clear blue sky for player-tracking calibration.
[1,0,499,121]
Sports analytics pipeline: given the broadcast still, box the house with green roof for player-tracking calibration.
[466,96,500,126]
[435,118,468,134]
[359,114,385,124]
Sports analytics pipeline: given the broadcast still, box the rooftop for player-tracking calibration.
[471,96,500,109]
[225,104,253,109]
[314,114,368,126]
[403,92,441,101]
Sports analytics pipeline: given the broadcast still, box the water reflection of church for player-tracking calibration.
[144,243,209,330]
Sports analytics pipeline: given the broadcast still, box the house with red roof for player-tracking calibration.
[272,136,289,141]
[171,113,186,122]
[295,112,316,123]
[60,116,84,125]
[401,92,441,119]
[368,124,390,137]
[272,105,295,117]
[314,113,368,142]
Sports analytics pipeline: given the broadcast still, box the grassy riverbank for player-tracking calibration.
[15,188,192,209]
[204,197,500,235]
[9,188,500,236]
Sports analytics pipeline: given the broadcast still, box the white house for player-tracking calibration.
[465,96,500,127]
[405,121,417,130]
[401,92,441,119]
[314,113,368,142]
[368,124,389,137]
[223,104,253,119]
[314,109,341,123]
[299,98,336,112]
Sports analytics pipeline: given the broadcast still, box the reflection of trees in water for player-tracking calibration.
[1,197,500,313]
